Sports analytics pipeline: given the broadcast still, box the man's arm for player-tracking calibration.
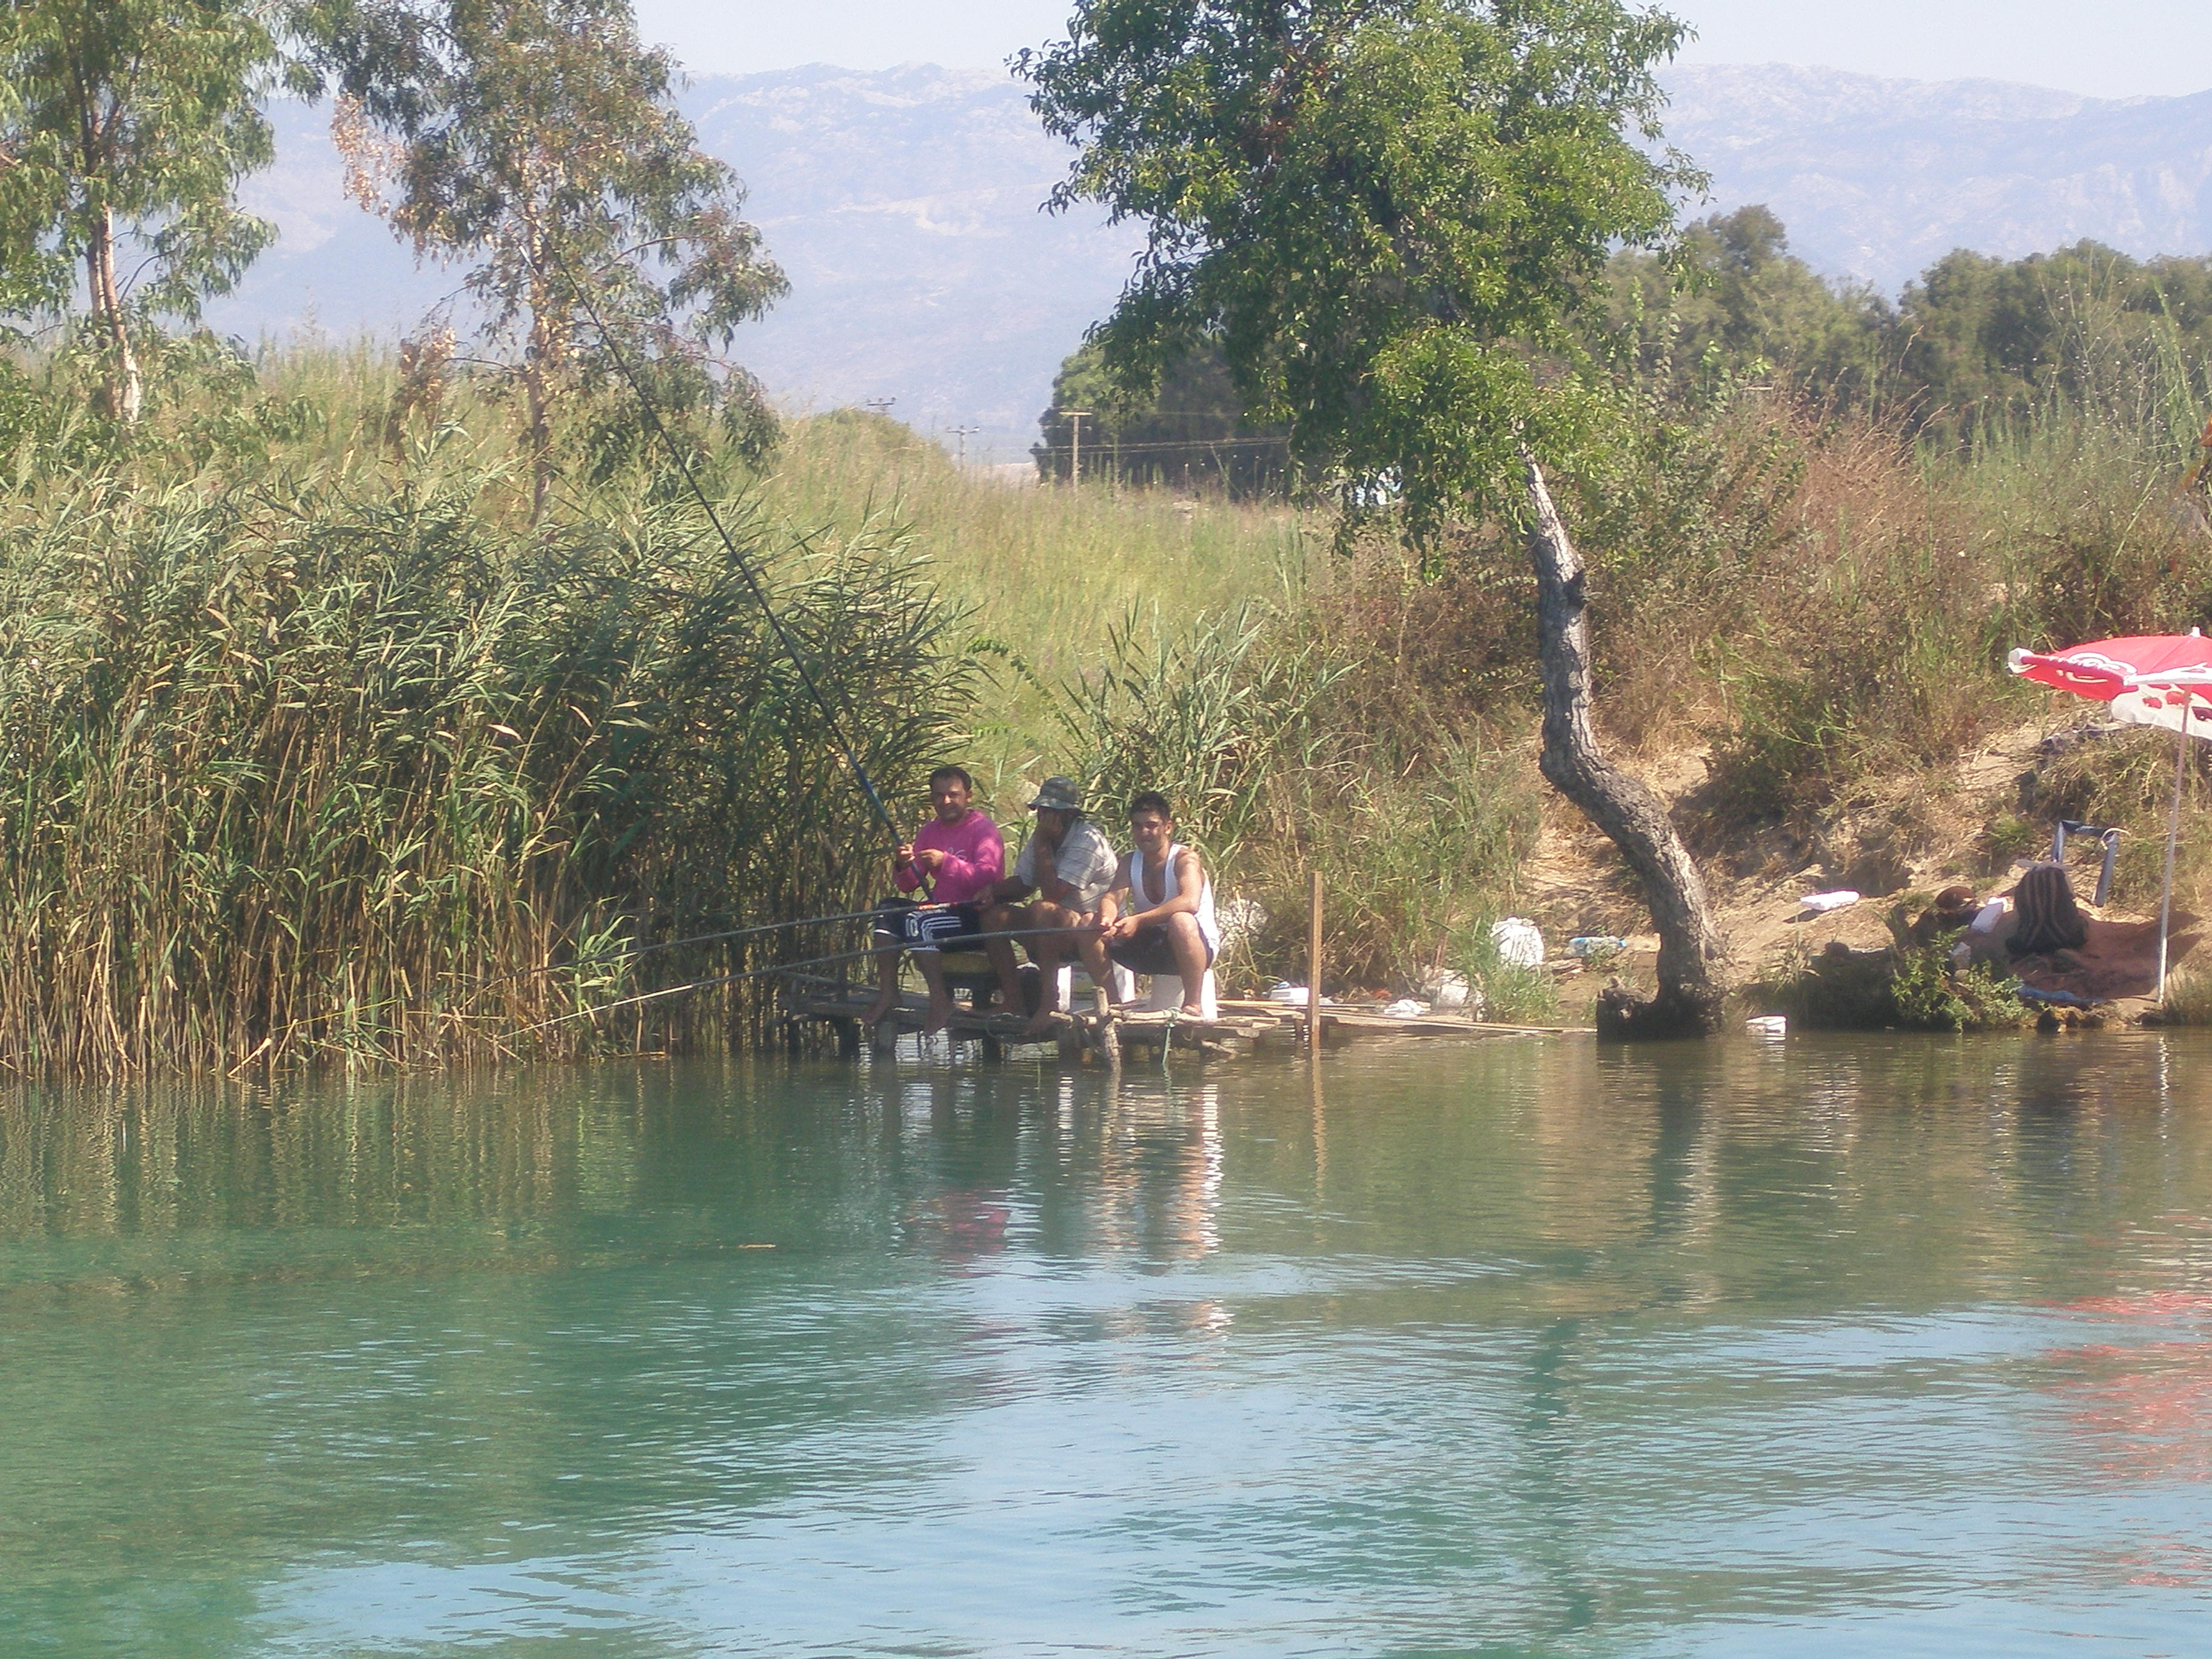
[1032,843,1081,906]
[1096,855,1133,929]
[986,838,1036,905]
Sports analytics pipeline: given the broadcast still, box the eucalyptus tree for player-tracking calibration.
[0,0,281,422]
[295,0,787,513]
[1024,0,1727,1033]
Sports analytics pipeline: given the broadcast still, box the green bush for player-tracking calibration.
[1771,943,2030,1032]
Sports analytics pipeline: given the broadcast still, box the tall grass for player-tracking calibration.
[1052,594,1544,993]
[5,317,2209,1072]
[0,453,977,1073]
[755,409,1323,786]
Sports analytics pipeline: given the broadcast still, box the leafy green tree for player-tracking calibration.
[1022,0,1700,538]
[1894,241,2212,443]
[0,0,280,422]
[1027,0,1728,1036]
[1603,214,2212,447]
[1603,205,1892,406]
[295,0,787,511]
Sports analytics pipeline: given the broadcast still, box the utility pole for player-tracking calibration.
[947,424,980,468]
[863,397,896,418]
[1064,409,1090,487]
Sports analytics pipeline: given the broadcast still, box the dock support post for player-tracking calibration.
[834,1017,860,1059]
[1307,870,1324,1054]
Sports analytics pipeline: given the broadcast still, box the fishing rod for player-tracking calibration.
[515,924,1107,1037]
[529,241,929,890]
[240,905,978,1061]
[468,905,891,995]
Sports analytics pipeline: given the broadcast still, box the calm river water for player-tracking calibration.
[3,1034,2211,1657]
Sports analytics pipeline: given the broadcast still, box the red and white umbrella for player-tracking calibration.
[2009,631,2212,999]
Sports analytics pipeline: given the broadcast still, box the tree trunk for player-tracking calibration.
[1525,458,1723,1039]
[523,233,568,522]
[86,206,142,424]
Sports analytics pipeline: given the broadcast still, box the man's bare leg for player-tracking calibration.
[1020,902,1087,1036]
[979,903,1031,1014]
[861,945,903,1030]
[1074,928,1117,1008]
[916,951,956,1033]
[1164,913,1210,1017]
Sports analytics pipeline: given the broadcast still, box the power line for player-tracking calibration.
[1039,434,1290,455]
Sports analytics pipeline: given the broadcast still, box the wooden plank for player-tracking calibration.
[1307,870,1324,1052]
[781,979,1591,1051]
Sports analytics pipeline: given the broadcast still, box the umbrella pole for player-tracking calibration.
[2159,726,2187,1003]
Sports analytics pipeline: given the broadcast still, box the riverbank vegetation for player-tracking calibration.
[5,0,2212,1067]
[1028,212,2212,1019]
[4,203,2211,1064]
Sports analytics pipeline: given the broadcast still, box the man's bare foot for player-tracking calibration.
[860,993,896,1031]
[1178,1001,1206,1020]
[922,995,956,1034]
[1021,1010,1063,1039]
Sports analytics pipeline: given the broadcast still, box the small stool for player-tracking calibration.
[1108,965,1218,1019]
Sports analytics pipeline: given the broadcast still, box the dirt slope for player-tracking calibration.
[1518,719,2117,994]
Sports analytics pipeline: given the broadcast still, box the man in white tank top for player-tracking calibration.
[1098,791,1219,1018]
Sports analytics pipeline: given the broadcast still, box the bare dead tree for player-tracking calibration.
[1526,457,1724,1038]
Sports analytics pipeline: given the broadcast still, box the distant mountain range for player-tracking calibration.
[206,61,2212,461]
[1666,65,2212,292]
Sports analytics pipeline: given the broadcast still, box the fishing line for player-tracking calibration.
[530,242,911,859]
[468,905,890,995]
[515,924,1108,1036]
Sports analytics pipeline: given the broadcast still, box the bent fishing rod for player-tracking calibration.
[514,924,1110,1036]
[467,905,891,996]
[471,891,989,995]
[531,241,933,897]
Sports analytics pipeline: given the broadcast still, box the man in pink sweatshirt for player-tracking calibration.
[863,765,1020,1033]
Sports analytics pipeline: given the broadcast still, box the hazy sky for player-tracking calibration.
[634,1,2212,100]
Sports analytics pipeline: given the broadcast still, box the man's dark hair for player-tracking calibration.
[1128,791,1174,820]
[928,764,974,793]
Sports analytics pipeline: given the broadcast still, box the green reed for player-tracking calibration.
[0,444,977,1074]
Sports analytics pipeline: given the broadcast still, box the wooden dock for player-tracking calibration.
[780,977,1580,1064]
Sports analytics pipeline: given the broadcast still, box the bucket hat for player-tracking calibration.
[1028,776,1084,813]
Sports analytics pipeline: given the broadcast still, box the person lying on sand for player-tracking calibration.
[863,765,1021,1034]
[1959,862,2091,964]
[1097,792,1219,1019]
[2007,861,2091,959]
[979,776,1120,1037]
[1909,884,1984,947]
[1950,859,2202,1000]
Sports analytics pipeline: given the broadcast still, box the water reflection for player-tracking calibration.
[2,1036,2212,1655]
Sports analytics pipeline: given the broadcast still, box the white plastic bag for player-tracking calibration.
[1491,917,1545,968]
